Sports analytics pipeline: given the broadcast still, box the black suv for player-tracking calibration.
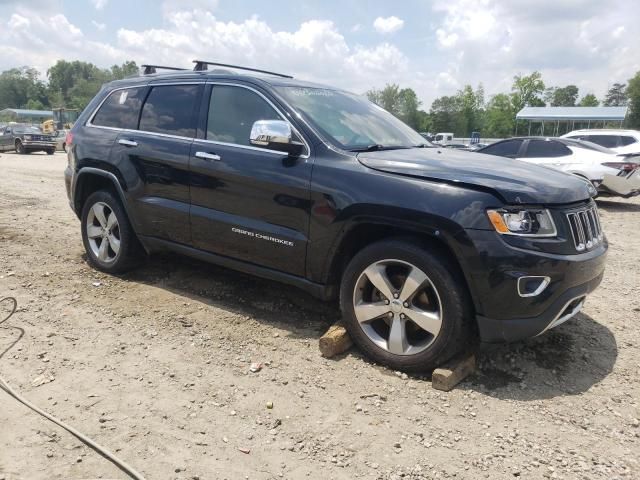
[64,61,607,372]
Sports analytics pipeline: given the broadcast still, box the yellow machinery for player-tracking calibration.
[52,108,79,130]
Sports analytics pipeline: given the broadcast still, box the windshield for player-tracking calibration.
[276,86,429,151]
[14,126,42,134]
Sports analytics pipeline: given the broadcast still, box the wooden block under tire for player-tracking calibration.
[432,352,476,391]
[319,322,353,358]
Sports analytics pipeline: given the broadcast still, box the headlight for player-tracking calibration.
[487,208,557,237]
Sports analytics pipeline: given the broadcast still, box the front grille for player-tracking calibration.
[566,205,603,252]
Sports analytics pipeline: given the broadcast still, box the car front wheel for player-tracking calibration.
[81,190,142,273]
[340,239,473,372]
[15,140,26,154]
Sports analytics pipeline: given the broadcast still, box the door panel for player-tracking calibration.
[111,132,193,245]
[189,84,312,276]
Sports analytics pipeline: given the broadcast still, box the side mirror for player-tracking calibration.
[250,120,304,157]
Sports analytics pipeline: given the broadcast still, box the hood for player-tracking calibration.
[358,148,595,205]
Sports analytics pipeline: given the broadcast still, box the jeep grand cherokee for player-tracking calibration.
[64,61,607,372]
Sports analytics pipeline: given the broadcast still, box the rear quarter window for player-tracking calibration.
[582,135,619,149]
[620,136,638,146]
[91,87,147,130]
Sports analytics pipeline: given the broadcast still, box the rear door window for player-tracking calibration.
[480,139,523,158]
[524,140,572,158]
[139,84,201,138]
[91,87,147,130]
[582,135,619,149]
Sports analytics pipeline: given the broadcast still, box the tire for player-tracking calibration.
[15,140,26,155]
[340,239,473,372]
[46,149,55,155]
[80,190,142,273]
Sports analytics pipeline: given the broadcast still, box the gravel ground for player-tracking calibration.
[0,151,639,480]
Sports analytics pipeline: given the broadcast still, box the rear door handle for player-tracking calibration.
[118,139,138,147]
[195,151,221,161]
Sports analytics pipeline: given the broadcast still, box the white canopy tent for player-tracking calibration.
[515,106,628,136]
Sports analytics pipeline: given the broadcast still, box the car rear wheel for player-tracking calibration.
[81,190,142,273]
[340,239,473,372]
[15,140,26,155]
[46,149,55,155]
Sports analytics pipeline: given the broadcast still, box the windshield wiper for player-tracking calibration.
[347,144,410,152]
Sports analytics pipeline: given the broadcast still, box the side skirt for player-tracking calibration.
[139,235,334,301]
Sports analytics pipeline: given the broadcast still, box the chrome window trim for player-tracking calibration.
[85,81,311,158]
[204,81,310,158]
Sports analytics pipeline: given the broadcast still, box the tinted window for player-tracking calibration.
[620,135,638,146]
[139,85,200,137]
[480,139,523,157]
[207,86,281,146]
[92,87,146,129]
[582,135,619,149]
[525,140,571,158]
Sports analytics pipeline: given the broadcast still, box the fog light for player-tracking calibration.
[517,276,550,297]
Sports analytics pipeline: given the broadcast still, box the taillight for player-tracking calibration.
[65,131,73,147]
[601,162,637,172]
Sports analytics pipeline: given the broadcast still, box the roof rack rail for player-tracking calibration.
[192,60,293,79]
[141,64,187,75]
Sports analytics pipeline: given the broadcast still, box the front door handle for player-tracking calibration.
[118,139,138,147]
[195,151,221,161]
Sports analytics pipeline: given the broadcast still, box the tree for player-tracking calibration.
[110,61,139,80]
[510,72,545,112]
[484,93,514,137]
[429,95,459,134]
[366,84,426,130]
[550,85,579,106]
[455,84,484,136]
[626,71,640,129]
[0,67,48,110]
[578,93,599,107]
[603,83,628,106]
[47,60,108,106]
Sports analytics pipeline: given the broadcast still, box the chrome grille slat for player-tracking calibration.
[566,205,602,252]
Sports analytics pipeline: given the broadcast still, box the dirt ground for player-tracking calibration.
[0,151,638,480]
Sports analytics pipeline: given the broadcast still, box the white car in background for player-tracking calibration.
[561,129,640,155]
[477,137,640,198]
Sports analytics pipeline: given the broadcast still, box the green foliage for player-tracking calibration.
[366,83,428,131]
[549,85,579,106]
[626,72,640,129]
[603,83,628,106]
[510,71,545,112]
[578,93,599,107]
[484,93,514,137]
[0,60,139,112]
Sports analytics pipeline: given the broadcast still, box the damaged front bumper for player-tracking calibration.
[599,170,640,198]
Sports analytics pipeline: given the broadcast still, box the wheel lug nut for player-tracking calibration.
[403,302,409,308]
[393,293,399,299]
[388,312,393,318]
[400,313,406,319]
[384,300,390,305]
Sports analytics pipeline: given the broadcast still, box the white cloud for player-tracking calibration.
[91,0,108,10]
[91,20,106,31]
[373,16,404,34]
[0,7,409,98]
[429,0,640,101]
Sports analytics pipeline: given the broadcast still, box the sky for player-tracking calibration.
[1,0,639,107]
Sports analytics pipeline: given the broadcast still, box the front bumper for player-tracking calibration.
[462,229,607,343]
[23,141,57,149]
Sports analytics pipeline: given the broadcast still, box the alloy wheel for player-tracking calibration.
[352,259,443,356]
[86,202,121,263]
